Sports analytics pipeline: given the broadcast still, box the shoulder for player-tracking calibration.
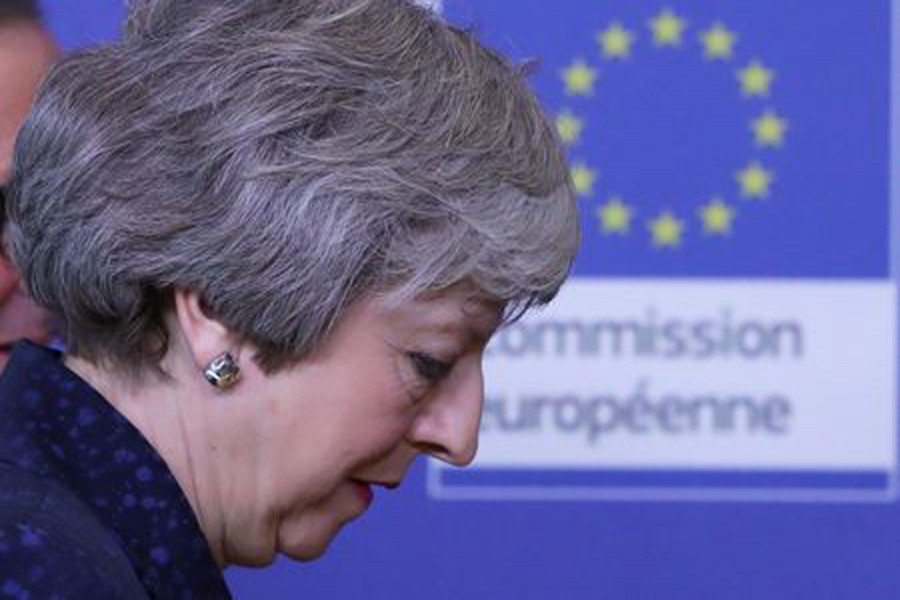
[0,464,149,600]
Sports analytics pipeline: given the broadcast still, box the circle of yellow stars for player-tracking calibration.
[557,8,789,250]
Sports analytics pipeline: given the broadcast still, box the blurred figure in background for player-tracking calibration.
[0,0,57,369]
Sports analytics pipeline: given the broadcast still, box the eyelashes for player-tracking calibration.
[408,351,453,383]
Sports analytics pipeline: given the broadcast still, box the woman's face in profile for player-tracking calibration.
[224,284,501,564]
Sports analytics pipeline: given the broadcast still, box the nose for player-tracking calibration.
[408,358,485,467]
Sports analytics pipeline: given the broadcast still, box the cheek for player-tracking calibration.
[254,358,412,507]
[333,375,416,452]
[352,417,412,463]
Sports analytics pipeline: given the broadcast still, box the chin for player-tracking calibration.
[284,544,330,562]
[279,534,337,562]
[277,519,349,562]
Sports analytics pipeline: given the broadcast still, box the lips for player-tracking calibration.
[368,480,401,490]
[350,478,402,505]
[351,480,374,505]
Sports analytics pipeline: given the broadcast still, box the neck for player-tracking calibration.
[63,353,230,567]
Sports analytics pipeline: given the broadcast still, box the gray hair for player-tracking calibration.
[7,0,579,374]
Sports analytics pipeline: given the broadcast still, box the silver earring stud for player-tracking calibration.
[204,352,241,389]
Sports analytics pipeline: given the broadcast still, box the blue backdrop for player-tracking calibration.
[41,1,899,598]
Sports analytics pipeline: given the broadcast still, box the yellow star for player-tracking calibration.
[736,161,774,198]
[751,110,788,147]
[597,197,632,233]
[648,211,684,248]
[701,22,737,60]
[698,198,736,235]
[597,22,634,59]
[561,59,598,96]
[738,60,775,97]
[556,110,584,145]
[570,162,598,197]
[649,9,687,47]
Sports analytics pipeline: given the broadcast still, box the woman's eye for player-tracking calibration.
[409,352,452,382]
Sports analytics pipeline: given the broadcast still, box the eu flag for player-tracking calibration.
[445,1,890,278]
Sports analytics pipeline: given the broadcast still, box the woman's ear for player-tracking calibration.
[172,289,235,371]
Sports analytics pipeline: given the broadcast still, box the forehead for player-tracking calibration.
[0,22,55,76]
[380,285,503,342]
[311,285,503,361]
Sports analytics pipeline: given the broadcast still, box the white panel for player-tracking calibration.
[463,279,897,471]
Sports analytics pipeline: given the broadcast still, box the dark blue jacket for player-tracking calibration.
[0,342,231,599]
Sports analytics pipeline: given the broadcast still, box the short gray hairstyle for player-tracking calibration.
[8,0,579,374]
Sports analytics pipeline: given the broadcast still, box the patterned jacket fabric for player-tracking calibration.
[0,342,231,599]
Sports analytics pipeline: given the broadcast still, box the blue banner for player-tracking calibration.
[446,1,889,278]
[39,2,900,599]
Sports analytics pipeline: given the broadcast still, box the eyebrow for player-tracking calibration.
[423,300,502,347]
[464,301,503,340]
